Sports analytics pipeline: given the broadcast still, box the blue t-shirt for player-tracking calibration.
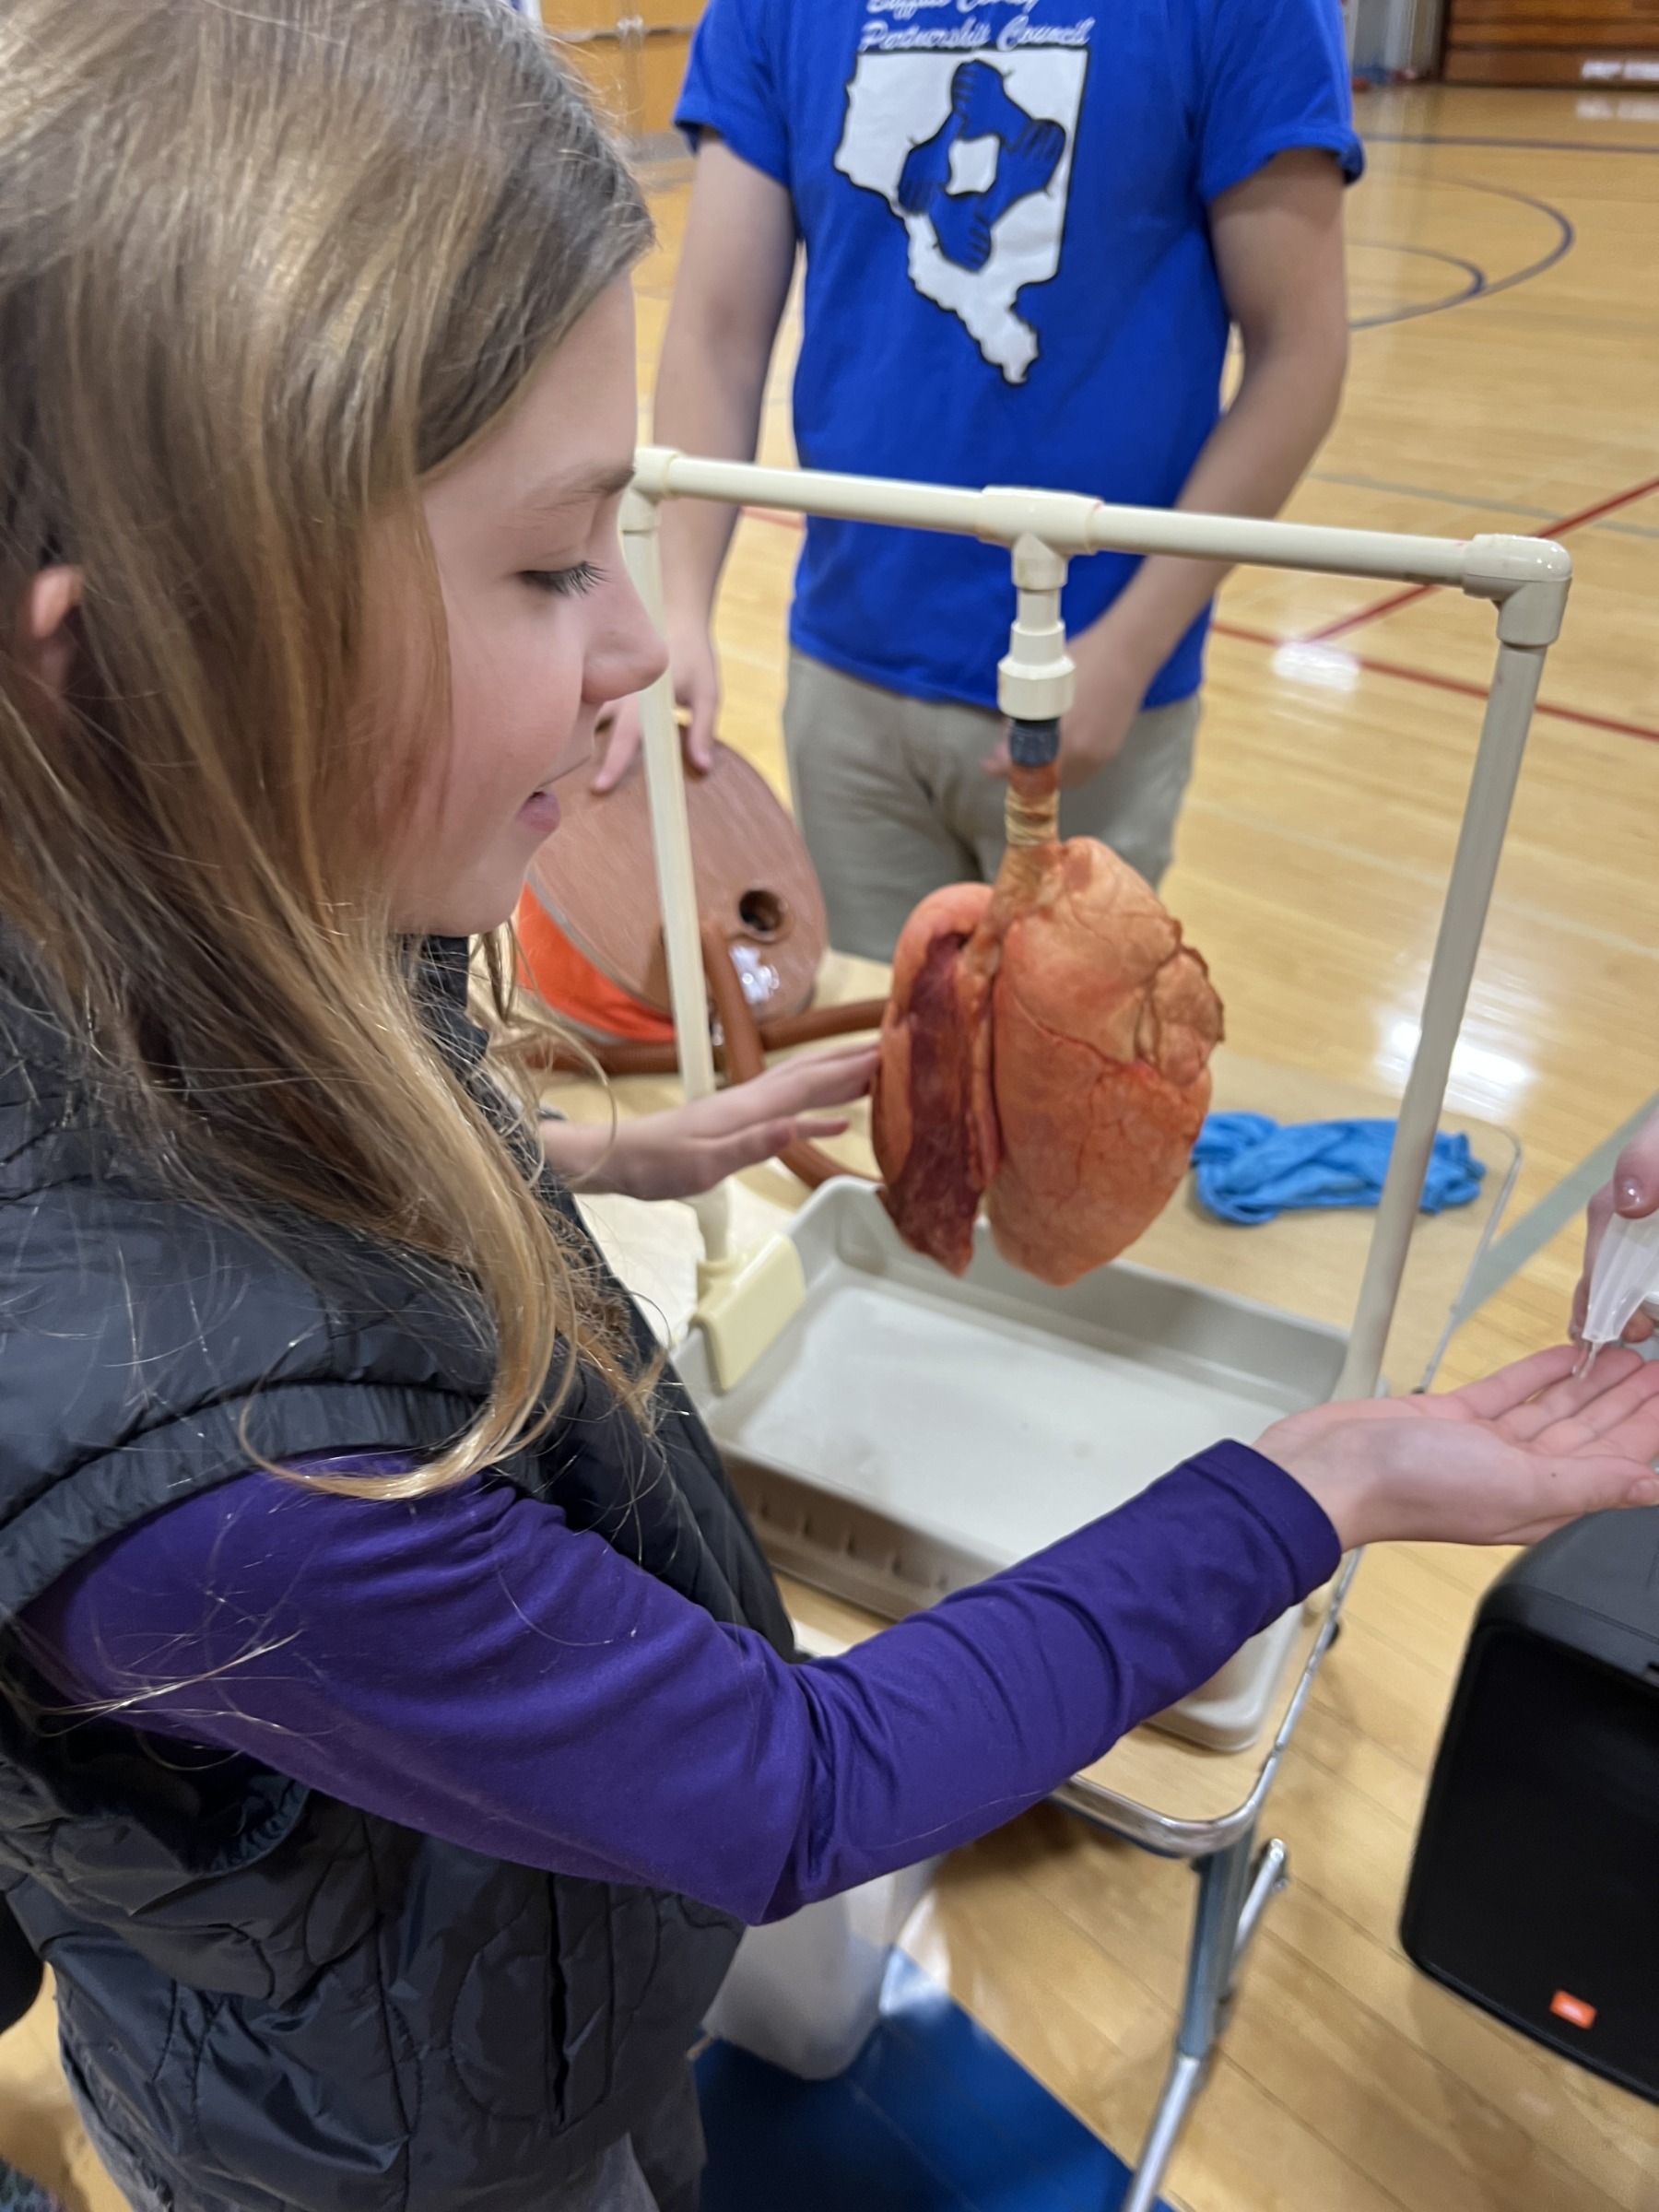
[677,0,1361,711]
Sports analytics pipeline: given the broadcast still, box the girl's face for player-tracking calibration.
[385,277,664,935]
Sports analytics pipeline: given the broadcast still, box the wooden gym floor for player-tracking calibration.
[5,77,1658,2212]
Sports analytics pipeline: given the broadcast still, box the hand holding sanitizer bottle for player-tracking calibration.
[1576,1211,1659,1374]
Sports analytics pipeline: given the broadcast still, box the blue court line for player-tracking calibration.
[1310,469,1557,516]
[1437,182,1575,300]
[1349,239,1486,321]
[699,1951,1170,2212]
[1365,131,1659,157]
[1347,179,1574,329]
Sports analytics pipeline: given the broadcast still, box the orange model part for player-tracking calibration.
[514,888,675,1045]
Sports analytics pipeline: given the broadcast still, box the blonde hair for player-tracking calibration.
[0,0,653,1496]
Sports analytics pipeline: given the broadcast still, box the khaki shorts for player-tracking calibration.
[782,649,1202,962]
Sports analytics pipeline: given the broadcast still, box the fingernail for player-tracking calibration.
[1618,1176,1645,1211]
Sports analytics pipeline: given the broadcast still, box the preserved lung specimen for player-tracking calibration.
[872,773,1223,1286]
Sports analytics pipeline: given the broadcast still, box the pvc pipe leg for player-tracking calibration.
[1225,1836,1288,2008]
[1116,1827,1269,2212]
[689,1185,731,1271]
[1335,633,1546,1399]
[619,488,729,1267]
[1118,2053,1205,2212]
[1174,1826,1257,2059]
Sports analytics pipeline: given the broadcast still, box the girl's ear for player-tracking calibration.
[18,566,86,700]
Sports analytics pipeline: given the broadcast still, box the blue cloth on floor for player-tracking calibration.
[1194,1113,1485,1227]
[0,2164,64,2212]
[698,1951,1171,2212]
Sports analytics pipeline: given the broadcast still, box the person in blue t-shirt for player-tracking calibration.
[596,0,1362,960]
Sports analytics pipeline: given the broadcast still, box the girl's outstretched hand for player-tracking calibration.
[538,1042,877,1203]
[1258,1344,1659,1550]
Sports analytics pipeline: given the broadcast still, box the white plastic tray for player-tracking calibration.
[678,1181,1348,1750]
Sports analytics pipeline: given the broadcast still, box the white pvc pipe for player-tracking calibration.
[629,451,1571,1381]
[1335,636,1545,1398]
[618,488,730,1263]
[631,446,1572,607]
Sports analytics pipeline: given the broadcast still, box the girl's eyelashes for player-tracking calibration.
[520,561,605,599]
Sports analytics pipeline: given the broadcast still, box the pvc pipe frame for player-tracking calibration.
[618,489,730,1264]
[623,449,1573,1398]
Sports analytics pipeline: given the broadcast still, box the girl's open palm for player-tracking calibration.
[1259,1344,1659,1550]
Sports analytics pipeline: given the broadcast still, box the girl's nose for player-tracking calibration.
[586,564,666,709]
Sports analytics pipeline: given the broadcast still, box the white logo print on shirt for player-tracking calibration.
[834,37,1090,385]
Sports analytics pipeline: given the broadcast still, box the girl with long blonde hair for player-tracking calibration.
[3,5,1658,2208]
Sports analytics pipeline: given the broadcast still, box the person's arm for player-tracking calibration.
[536,1039,875,1199]
[23,1443,1330,1923]
[1032,147,1349,789]
[1573,1106,1659,1341]
[22,1347,1659,1925]
[593,141,796,792]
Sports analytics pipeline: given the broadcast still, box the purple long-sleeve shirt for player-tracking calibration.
[20,1443,1337,1924]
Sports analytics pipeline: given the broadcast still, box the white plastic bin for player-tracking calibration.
[702,1858,938,2079]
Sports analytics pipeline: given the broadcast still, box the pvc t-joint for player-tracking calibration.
[629,446,677,503]
[619,483,664,536]
[997,533,1075,722]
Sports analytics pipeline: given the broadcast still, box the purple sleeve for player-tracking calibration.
[21,1444,1336,1924]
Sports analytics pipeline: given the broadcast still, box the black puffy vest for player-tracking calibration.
[0,942,793,2211]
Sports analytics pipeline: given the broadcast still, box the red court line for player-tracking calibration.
[1299,471,1659,644]
[1213,619,1659,744]
[1545,470,1659,537]
[1298,580,1438,641]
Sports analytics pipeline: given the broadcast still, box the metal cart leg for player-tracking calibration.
[1117,1830,1288,2212]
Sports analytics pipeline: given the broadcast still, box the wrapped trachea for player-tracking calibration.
[1005,717,1060,850]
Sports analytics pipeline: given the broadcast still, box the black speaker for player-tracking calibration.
[1401,1507,1659,2101]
